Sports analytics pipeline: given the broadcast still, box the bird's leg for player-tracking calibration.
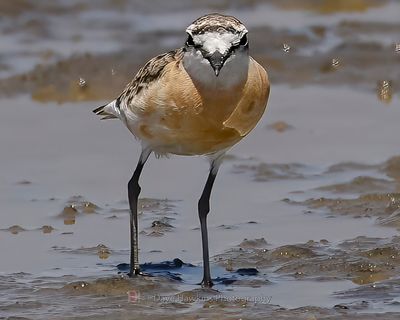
[198,158,222,287]
[127,148,151,276]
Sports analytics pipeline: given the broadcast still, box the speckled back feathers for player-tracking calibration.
[119,49,184,106]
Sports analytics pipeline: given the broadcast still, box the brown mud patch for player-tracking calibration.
[239,237,268,249]
[57,196,100,225]
[1,53,140,103]
[315,176,397,194]
[138,198,178,216]
[37,225,55,234]
[0,225,55,234]
[53,244,112,260]
[1,225,27,234]
[383,156,400,181]
[288,193,400,227]
[216,236,400,286]
[267,121,294,133]
[60,275,176,297]
[142,218,175,237]
[270,0,388,14]
[326,162,379,173]
[286,156,400,225]
[0,0,34,17]
[232,162,310,181]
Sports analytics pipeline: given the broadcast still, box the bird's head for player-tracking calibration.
[185,13,248,76]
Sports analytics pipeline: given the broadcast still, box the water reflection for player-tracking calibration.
[377,80,392,104]
[282,43,291,53]
[97,244,111,260]
[78,77,87,88]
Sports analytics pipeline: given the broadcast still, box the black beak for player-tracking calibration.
[206,51,226,76]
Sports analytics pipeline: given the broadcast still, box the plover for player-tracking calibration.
[94,13,270,287]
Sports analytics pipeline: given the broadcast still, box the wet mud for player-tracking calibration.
[287,156,400,228]
[232,162,310,181]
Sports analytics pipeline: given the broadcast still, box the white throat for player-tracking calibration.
[182,50,249,91]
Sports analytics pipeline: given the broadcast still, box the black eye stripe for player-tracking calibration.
[228,35,248,52]
[186,35,195,46]
[239,34,248,46]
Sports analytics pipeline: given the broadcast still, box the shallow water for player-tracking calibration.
[0,1,399,319]
[1,86,399,318]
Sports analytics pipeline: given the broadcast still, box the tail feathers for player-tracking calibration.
[93,102,118,120]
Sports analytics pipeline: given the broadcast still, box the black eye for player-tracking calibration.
[239,34,248,46]
[186,35,195,46]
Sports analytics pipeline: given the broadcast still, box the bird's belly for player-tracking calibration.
[131,87,268,156]
[133,104,244,156]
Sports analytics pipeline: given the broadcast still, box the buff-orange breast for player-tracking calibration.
[128,57,270,156]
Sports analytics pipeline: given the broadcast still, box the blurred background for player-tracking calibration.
[0,0,398,102]
[0,1,400,319]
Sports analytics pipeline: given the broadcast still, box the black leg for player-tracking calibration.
[198,159,222,287]
[127,148,151,276]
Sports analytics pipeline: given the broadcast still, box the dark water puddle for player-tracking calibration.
[116,259,263,286]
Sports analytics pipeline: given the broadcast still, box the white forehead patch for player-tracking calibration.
[193,32,242,54]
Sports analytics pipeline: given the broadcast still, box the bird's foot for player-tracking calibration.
[200,278,214,288]
[128,268,141,277]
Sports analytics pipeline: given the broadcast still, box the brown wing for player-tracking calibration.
[223,58,270,136]
[119,48,184,106]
